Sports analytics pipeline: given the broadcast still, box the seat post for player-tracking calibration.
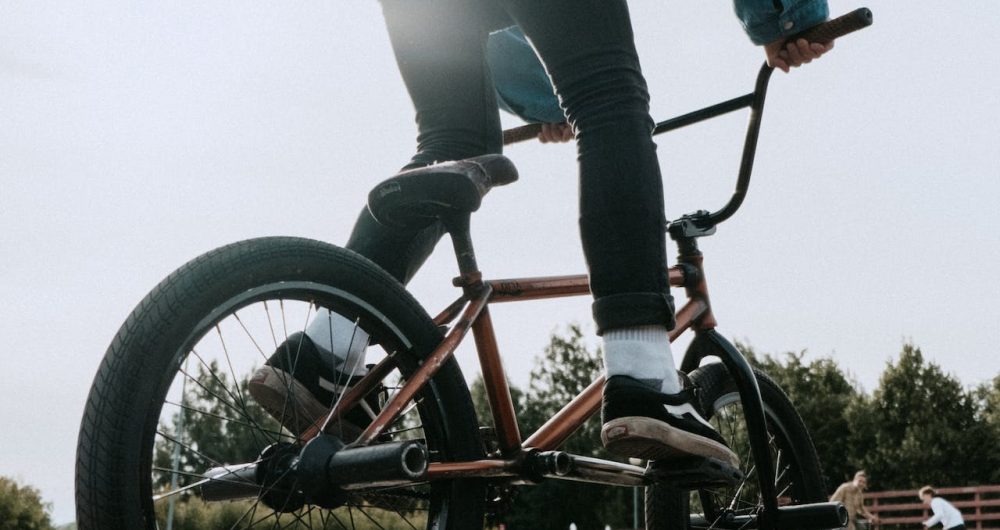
[443,213,479,278]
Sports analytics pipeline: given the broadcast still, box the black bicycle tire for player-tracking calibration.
[645,362,826,529]
[75,236,486,529]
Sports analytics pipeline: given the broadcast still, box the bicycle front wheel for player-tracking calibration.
[645,362,826,529]
[76,237,486,529]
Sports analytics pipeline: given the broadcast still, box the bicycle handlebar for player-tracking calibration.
[502,122,543,145]
[502,8,873,146]
[791,7,872,44]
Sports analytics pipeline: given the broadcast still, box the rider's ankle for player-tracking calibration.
[305,309,371,374]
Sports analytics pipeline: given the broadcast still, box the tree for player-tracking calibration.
[154,361,279,492]
[973,374,1000,483]
[470,375,526,451]
[738,343,863,491]
[847,344,991,489]
[0,476,55,530]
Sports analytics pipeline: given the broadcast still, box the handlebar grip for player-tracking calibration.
[503,123,543,145]
[790,7,873,44]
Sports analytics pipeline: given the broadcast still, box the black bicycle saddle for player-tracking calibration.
[366,154,519,229]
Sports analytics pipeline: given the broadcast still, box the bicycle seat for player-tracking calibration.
[367,154,519,229]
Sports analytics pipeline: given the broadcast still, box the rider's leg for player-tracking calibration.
[499,0,736,464]
[344,207,446,286]
[499,0,675,380]
[380,1,507,167]
[296,206,446,380]
[274,3,508,401]
[342,0,511,285]
[376,0,677,375]
[372,0,732,464]
[250,2,506,431]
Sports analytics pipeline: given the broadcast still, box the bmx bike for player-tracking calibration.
[76,9,872,529]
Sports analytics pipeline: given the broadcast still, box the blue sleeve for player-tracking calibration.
[733,0,829,45]
[485,26,566,124]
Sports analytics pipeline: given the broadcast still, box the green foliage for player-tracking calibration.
[739,342,1000,494]
[522,324,604,456]
[470,375,526,446]
[154,497,424,529]
[974,374,1000,432]
[846,344,995,490]
[974,375,1000,482]
[0,476,55,530]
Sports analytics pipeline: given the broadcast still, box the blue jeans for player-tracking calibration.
[348,0,674,333]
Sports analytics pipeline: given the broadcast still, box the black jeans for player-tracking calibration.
[348,0,674,334]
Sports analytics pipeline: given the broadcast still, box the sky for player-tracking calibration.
[2,1,998,525]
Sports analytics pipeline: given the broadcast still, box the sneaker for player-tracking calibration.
[248,332,377,440]
[600,375,739,468]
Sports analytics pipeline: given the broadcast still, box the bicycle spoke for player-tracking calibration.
[353,505,390,530]
[152,475,213,501]
[278,299,292,362]
[322,315,370,434]
[177,365,250,425]
[163,399,286,441]
[259,299,317,445]
[218,320,275,453]
[776,480,793,500]
[188,348,257,423]
[326,509,351,530]
[382,425,425,437]
[156,429,227,474]
[232,312,270,361]
[228,499,261,530]
[152,463,257,484]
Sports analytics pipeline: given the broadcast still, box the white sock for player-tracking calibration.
[305,309,370,377]
[602,325,682,395]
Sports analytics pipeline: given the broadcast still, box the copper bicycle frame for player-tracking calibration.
[301,258,718,484]
[436,263,713,456]
[297,62,783,501]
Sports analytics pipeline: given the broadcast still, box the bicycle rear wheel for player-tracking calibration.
[645,362,826,529]
[76,237,485,529]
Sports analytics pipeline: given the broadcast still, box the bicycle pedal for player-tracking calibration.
[644,457,743,489]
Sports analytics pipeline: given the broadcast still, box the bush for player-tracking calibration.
[0,476,55,530]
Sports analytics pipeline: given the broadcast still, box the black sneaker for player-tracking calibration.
[601,375,739,467]
[248,332,377,440]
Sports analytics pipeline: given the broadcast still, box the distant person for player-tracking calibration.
[919,486,966,530]
[829,470,878,530]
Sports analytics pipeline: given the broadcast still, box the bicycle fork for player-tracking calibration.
[671,221,847,529]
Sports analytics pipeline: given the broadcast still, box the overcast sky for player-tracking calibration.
[2,1,998,525]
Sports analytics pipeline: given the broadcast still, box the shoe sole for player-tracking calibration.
[248,366,362,440]
[601,417,740,468]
